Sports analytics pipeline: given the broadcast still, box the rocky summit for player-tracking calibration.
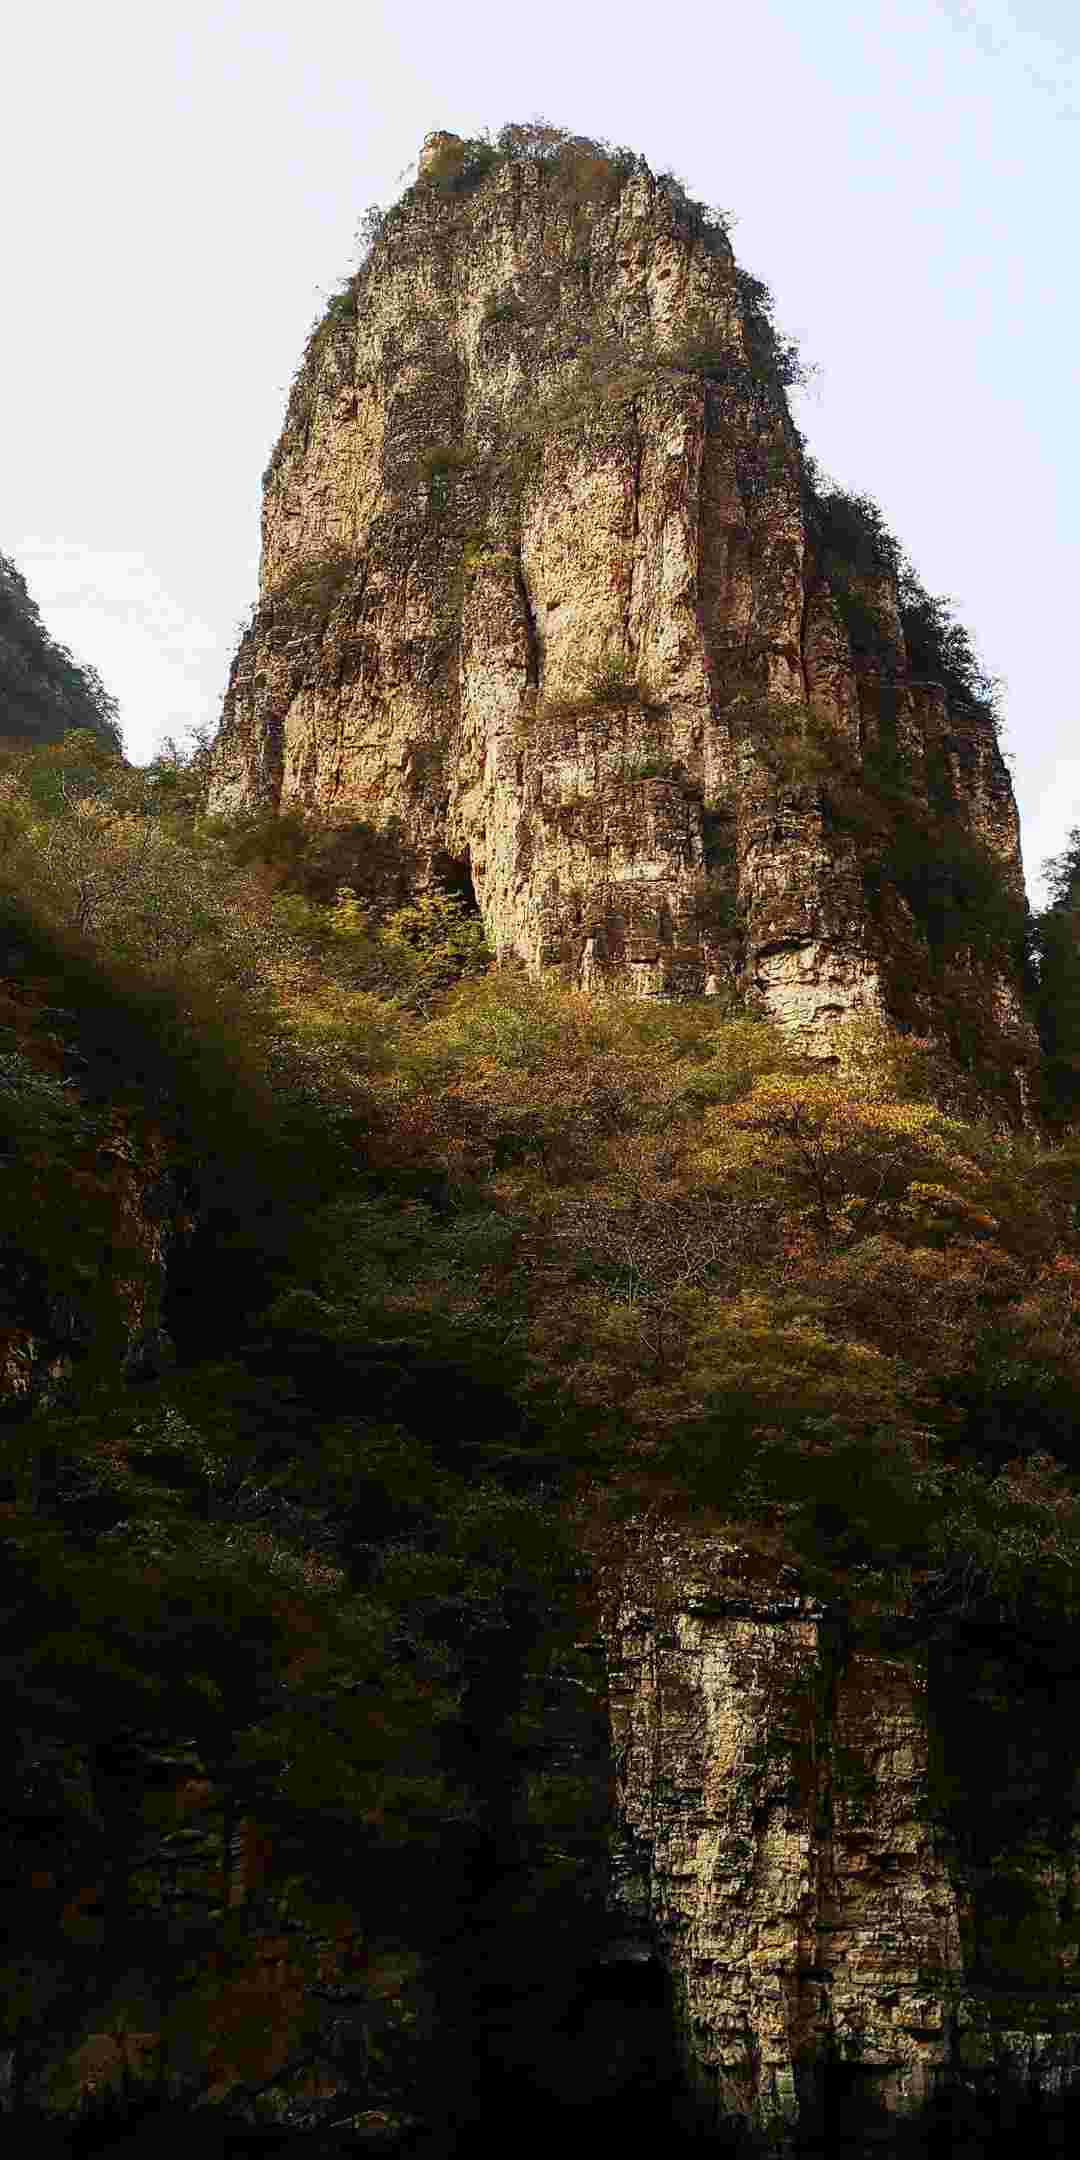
[210,127,1026,1054]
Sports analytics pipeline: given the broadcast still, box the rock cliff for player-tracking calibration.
[209,127,1027,1050]
[607,1537,1080,2144]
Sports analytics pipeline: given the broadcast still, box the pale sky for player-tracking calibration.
[5,0,1077,897]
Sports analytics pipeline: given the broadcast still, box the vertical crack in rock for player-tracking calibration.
[514,555,540,690]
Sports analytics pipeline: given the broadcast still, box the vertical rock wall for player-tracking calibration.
[209,134,1026,1046]
[607,1542,1080,2142]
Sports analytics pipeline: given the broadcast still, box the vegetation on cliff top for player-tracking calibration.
[4,723,1080,2138]
[813,486,1001,721]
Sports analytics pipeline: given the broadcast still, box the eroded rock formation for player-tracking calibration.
[607,1538,1080,2141]
[209,130,1025,1044]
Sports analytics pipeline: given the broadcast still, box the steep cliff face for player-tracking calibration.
[608,1540,1080,2143]
[210,130,1025,1046]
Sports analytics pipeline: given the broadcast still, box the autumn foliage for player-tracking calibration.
[3,732,1080,2136]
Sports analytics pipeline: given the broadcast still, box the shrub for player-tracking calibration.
[493,121,638,202]
[410,442,475,511]
[622,755,686,782]
[322,282,357,328]
[701,803,737,872]
[687,870,738,937]
[665,313,736,379]
[277,883,490,1018]
[730,698,1026,999]
[419,135,499,196]
[268,548,357,622]
[733,269,810,392]
[814,490,902,580]
[815,488,1000,720]
[538,661,665,724]
[355,203,386,260]
[482,294,525,329]
[202,804,418,914]
[497,337,655,490]
[655,171,731,239]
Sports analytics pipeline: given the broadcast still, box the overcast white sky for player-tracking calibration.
[4,0,1077,896]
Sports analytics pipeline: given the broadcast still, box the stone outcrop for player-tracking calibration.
[209,131,1026,1045]
[607,1538,1080,2142]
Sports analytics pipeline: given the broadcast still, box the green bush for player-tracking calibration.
[419,134,499,195]
[200,803,418,912]
[815,489,1000,720]
[733,268,810,392]
[482,294,525,329]
[687,870,738,937]
[411,441,474,511]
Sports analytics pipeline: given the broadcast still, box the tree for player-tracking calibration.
[549,1133,771,1377]
[705,1069,957,1240]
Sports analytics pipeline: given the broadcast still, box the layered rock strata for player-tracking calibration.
[210,133,1025,1042]
[608,1542,1080,2142]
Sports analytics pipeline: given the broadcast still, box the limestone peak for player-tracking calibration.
[210,129,1030,1087]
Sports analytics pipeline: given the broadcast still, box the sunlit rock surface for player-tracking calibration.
[209,134,1025,1046]
[607,1537,1080,2141]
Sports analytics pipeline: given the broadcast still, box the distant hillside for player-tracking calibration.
[0,550,121,751]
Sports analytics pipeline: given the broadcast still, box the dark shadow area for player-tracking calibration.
[64,2074,1080,2160]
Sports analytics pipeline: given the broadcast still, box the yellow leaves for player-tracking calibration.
[690,1294,910,1431]
[701,1067,980,1240]
[722,1068,942,1140]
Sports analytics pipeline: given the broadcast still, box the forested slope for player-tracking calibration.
[3,720,1080,2149]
